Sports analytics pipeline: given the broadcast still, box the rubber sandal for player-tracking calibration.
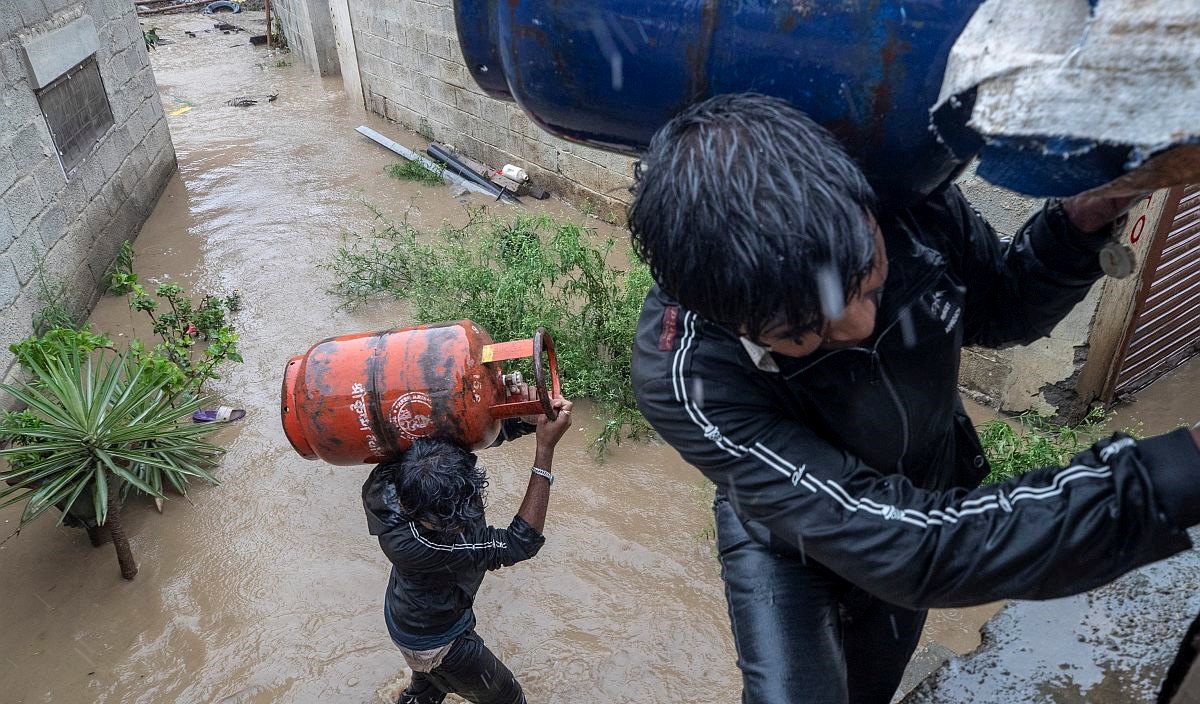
[193,406,246,423]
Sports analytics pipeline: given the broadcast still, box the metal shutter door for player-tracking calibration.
[1115,184,1200,395]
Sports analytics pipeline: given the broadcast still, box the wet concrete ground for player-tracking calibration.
[908,362,1200,703]
[1,10,1194,704]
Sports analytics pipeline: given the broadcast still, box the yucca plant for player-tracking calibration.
[0,345,223,580]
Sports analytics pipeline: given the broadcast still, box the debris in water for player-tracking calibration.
[203,1,242,14]
[137,0,211,17]
[356,125,494,198]
[226,93,277,107]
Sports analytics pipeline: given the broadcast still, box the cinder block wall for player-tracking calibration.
[0,0,177,395]
[344,0,635,218]
[272,0,340,76]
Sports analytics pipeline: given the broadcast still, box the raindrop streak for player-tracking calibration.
[898,306,917,349]
[816,265,845,320]
[588,15,624,91]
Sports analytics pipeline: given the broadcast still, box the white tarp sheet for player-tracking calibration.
[936,0,1200,196]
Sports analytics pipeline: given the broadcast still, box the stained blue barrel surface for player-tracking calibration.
[456,0,985,205]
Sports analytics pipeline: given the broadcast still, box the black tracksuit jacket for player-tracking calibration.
[631,184,1200,609]
[363,421,544,647]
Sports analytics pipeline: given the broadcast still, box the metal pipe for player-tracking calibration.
[427,143,519,204]
[355,126,494,197]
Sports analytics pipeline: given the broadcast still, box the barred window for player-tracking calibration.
[36,56,114,174]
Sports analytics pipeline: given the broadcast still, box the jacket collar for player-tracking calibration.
[739,337,782,373]
[773,219,948,378]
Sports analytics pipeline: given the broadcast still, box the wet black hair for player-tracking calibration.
[387,438,488,535]
[628,92,878,341]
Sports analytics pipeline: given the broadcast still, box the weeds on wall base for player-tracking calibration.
[385,161,444,186]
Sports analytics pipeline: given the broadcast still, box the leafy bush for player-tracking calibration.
[10,327,114,370]
[8,253,241,510]
[107,240,136,294]
[111,271,242,395]
[271,17,288,49]
[329,207,653,450]
[978,409,1111,484]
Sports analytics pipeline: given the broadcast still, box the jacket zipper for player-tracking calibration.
[875,353,910,474]
[784,265,944,380]
[784,266,946,472]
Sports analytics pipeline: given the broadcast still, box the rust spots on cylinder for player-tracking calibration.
[279,321,558,466]
[685,0,719,104]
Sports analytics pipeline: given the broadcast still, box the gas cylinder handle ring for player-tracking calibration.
[532,328,560,421]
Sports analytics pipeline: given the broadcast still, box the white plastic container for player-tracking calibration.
[501,164,529,182]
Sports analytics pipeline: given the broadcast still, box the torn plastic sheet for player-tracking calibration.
[934,0,1200,197]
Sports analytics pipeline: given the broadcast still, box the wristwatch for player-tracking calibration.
[531,466,554,485]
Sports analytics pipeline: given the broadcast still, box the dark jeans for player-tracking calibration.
[399,629,526,704]
[715,494,927,704]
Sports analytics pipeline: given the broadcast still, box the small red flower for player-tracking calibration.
[186,324,198,335]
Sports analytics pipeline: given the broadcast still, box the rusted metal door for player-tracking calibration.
[1112,185,1200,396]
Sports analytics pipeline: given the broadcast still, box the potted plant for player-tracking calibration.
[0,344,223,580]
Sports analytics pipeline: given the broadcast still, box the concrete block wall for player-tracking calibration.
[0,0,177,396]
[344,0,635,218]
[272,0,341,76]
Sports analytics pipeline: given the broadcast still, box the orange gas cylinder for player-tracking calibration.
[280,320,560,466]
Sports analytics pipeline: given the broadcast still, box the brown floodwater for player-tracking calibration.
[16,10,1184,703]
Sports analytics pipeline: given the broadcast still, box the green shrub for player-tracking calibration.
[113,273,242,395]
[107,240,136,294]
[10,327,114,371]
[31,252,76,334]
[977,409,1111,484]
[0,345,222,579]
[329,207,653,451]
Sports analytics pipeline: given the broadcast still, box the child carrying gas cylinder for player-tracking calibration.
[361,386,572,704]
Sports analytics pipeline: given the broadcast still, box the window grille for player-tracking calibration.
[35,56,114,174]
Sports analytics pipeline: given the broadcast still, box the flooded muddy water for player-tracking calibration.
[1109,360,1199,438]
[10,10,1189,704]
